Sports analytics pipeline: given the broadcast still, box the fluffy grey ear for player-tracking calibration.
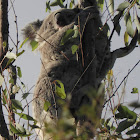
[22,20,43,41]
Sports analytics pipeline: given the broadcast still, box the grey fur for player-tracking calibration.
[22,7,90,139]
[23,2,138,139]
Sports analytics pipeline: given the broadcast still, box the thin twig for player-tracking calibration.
[9,0,19,54]
[103,59,140,107]
[71,55,96,93]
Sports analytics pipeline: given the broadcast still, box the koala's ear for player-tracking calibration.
[73,7,81,13]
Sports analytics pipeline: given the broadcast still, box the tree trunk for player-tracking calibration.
[0,0,9,139]
[0,0,9,70]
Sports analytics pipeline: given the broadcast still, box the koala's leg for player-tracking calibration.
[33,75,58,140]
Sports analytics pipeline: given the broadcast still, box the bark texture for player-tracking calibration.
[0,0,9,139]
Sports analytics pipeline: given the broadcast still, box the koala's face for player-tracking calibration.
[54,8,81,29]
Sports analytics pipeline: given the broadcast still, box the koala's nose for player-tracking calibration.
[54,12,66,27]
[55,12,62,22]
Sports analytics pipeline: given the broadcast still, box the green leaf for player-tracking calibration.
[124,31,129,46]
[131,87,139,93]
[30,40,38,51]
[50,0,58,7]
[17,66,22,78]
[73,25,79,38]
[117,2,130,11]
[10,123,31,137]
[44,101,51,112]
[71,45,78,54]
[116,105,137,119]
[104,118,111,126]
[18,133,31,137]
[9,77,14,84]
[50,1,57,6]
[126,129,140,135]
[58,0,64,8]
[0,74,4,86]
[61,29,74,45]
[98,0,105,12]
[3,41,7,48]
[113,13,121,35]
[108,0,114,15]
[69,0,74,9]
[19,38,28,49]
[124,12,130,26]
[6,58,15,66]
[126,17,135,37]
[11,99,23,111]
[55,80,66,99]
[116,119,136,133]
[17,50,25,57]
[46,1,51,12]
[22,93,30,99]
[10,123,21,134]
[2,89,7,105]
[17,113,34,121]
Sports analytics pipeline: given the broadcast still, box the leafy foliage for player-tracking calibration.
[131,87,139,93]
[0,0,139,139]
[30,40,38,51]
[54,80,66,99]
[44,100,51,112]
[71,45,79,54]
[61,29,74,45]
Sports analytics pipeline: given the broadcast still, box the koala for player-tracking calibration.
[23,2,138,139]
[23,7,97,139]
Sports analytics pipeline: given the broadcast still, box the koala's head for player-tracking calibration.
[53,8,81,29]
[36,8,81,42]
